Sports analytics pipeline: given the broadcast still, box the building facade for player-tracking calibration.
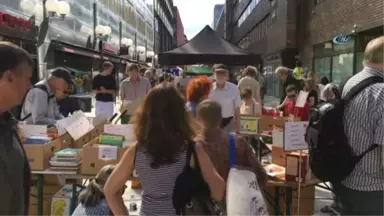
[299,0,384,86]
[215,4,225,37]
[213,4,224,30]
[174,6,185,46]
[226,0,296,98]
[225,0,384,99]
[153,0,175,54]
[0,0,158,79]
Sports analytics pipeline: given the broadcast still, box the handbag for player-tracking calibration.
[226,133,269,216]
[173,142,224,215]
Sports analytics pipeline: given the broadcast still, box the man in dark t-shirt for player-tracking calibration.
[92,61,116,119]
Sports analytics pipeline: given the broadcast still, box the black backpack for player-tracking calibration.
[305,76,382,183]
[11,84,52,121]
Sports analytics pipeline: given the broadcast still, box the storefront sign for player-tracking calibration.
[333,35,353,45]
[0,12,32,32]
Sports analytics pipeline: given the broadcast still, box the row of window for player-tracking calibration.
[154,2,173,35]
[237,15,274,49]
[238,0,261,27]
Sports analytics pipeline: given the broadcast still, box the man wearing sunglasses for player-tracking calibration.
[22,67,74,124]
[276,85,310,121]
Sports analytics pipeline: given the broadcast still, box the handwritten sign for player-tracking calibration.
[66,116,94,140]
[239,116,258,135]
[283,121,309,151]
[295,91,309,108]
[98,145,118,160]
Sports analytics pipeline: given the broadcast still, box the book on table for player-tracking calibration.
[50,148,82,171]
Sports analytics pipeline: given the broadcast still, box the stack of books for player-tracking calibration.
[50,148,82,171]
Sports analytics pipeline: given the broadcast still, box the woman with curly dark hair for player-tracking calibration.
[104,84,225,216]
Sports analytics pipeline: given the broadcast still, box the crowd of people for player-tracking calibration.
[0,35,382,215]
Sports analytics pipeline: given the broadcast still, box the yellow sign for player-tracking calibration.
[240,116,258,135]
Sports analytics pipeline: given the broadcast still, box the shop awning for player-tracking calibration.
[52,40,122,63]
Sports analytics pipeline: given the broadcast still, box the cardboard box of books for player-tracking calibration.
[81,139,129,175]
[57,112,108,149]
[19,124,73,170]
[81,124,134,175]
[23,137,64,171]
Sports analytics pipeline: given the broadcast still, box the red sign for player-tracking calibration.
[0,12,32,32]
[103,44,117,54]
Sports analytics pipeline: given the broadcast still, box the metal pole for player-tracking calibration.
[119,21,122,55]
[93,3,97,49]
[153,0,156,54]
[134,32,137,61]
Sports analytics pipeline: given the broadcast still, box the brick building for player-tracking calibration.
[225,0,299,98]
[299,0,384,86]
[225,0,383,99]
[174,6,185,46]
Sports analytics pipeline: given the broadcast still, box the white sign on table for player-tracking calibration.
[295,91,309,108]
[283,121,309,151]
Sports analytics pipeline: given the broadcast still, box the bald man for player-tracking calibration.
[334,36,384,215]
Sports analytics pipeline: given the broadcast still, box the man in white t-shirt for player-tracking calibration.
[209,64,241,133]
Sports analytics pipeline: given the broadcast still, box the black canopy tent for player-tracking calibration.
[158,25,260,66]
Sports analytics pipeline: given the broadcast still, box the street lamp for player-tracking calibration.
[42,0,71,18]
[136,46,145,61]
[20,0,35,14]
[137,46,145,53]
[120,38,133,57]
[45,0,59,17]
[104,26,112,36]
[121,38,133,47]
[95,25,106,36]
[57,1,70,18]
[147,51,155,57]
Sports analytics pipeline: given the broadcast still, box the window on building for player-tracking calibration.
[237,0,261,27]
[355,52,364,74]
[332,53,354,86]
[314,57,331,81]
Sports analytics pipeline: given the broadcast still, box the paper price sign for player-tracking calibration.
[283,121,309,151]
[239,116,258,135]
[98,145,118,160]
